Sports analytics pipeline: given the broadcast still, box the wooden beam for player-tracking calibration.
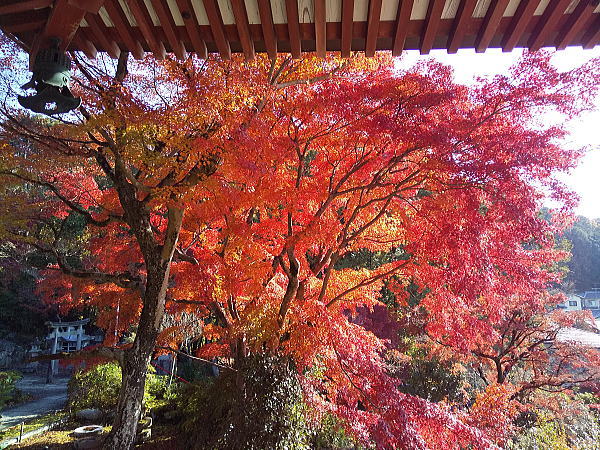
[501,0,541,52]
[582,15,600,49]
[392,0,413,56]
[257,0,277,60]
[285,0,301,58]
[84,12,121,58]
[341,0,354,57]
[68,0,104,14]
[103,0,144,59]
[475,0,510,53]
[365,0,382,57]
[152,0,186,59]
[128,0,166,59]
[230,0,255,60]
[202,0,231,59]
[176,0,207,59]
[73,32,97,59]
[448,0,477,53]
[528,0,572,51]
[314,0,326,57]
[43,0,88,50]
[555,0,597,50]
[420,0,444,54]
[0,0,51,15]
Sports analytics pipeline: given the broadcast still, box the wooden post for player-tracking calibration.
[19,421,24,442]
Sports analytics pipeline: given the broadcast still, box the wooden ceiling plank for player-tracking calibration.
[555,0,596,50]
[420,0,445,54]
[0,0,51,15]
[176,0,207,59]
[84,12,121,58]
[151,0,187,59]
[285,0,301,58]
[501,0,541,52]
[202,0,231,59]
[230,0,255,60]
[582,15,600,49]
[104,0,144,58]
[257,0,277,59]
[341,0,354,57]
[475,0,510,53]
[365,0,382,57]
[528,0,572,51]
[314,0,326,57]
[392,0,414,56]
[128,0,166,59]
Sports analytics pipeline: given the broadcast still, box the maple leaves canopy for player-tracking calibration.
[1,48,599,448]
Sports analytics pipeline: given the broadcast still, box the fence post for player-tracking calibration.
[19,422,24,442]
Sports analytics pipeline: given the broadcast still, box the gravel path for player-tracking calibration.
[0,375,68,431]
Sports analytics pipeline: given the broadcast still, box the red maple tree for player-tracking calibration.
[1,43,598,448]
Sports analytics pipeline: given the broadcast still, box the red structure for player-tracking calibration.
[0,0,598,64]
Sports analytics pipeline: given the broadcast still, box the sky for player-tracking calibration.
[397,47,600,220]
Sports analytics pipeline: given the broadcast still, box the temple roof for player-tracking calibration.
[1,0,598,62]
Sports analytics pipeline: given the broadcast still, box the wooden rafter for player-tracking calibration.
[84,12,121,58]
[257,0,277,59]
[176,0,207,59]
[502,0,541,52]
[151,0,186,59]
[392,0,414,56]
[314,0,326,58]
[73,30,97,59]
[448,0,477,54]
[476,0,509,53]
[555,0,597,50]
[128,0,166,59]
[420,0,445,54]
[230,0,255,60]
[202,0,231,59]
[582,15,600,49]
[365,0,383,57]
[341,0,354,57]
[528,0,572,51]
[285,0,301,58]
[103,0,144,59]
[0,0,51,15]
[0,0,597,62]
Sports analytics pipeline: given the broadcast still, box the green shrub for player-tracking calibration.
[68,362,121,412]
[177,353,310,450]
[67,362,169,412]
[310,413,357,449]
[0,370,23,410]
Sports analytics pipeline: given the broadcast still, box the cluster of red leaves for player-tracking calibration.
[1,49,599,448]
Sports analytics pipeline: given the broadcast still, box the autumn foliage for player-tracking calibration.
[1,42,599,448]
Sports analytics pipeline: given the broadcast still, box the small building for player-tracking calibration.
[45,319,103,377]
[566,289,600,319]
[559,295,583,311]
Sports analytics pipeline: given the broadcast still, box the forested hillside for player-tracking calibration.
[564,216,600,292]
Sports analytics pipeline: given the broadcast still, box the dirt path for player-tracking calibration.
[0,376,68,431]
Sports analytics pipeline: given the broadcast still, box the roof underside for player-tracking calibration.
[1,0,599,61]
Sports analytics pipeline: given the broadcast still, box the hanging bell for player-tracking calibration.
[18,39,81,115]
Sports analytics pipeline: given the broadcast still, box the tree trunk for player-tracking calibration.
[104,266,170,448]
[104,207,183,449]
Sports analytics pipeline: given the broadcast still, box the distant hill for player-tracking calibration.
[563,216,600,292]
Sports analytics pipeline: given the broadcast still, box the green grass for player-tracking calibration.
[0,411,68,442]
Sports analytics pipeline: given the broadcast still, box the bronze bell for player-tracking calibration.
[18,39,81,115]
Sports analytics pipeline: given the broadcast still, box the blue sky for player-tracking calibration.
[398,47,600,220]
